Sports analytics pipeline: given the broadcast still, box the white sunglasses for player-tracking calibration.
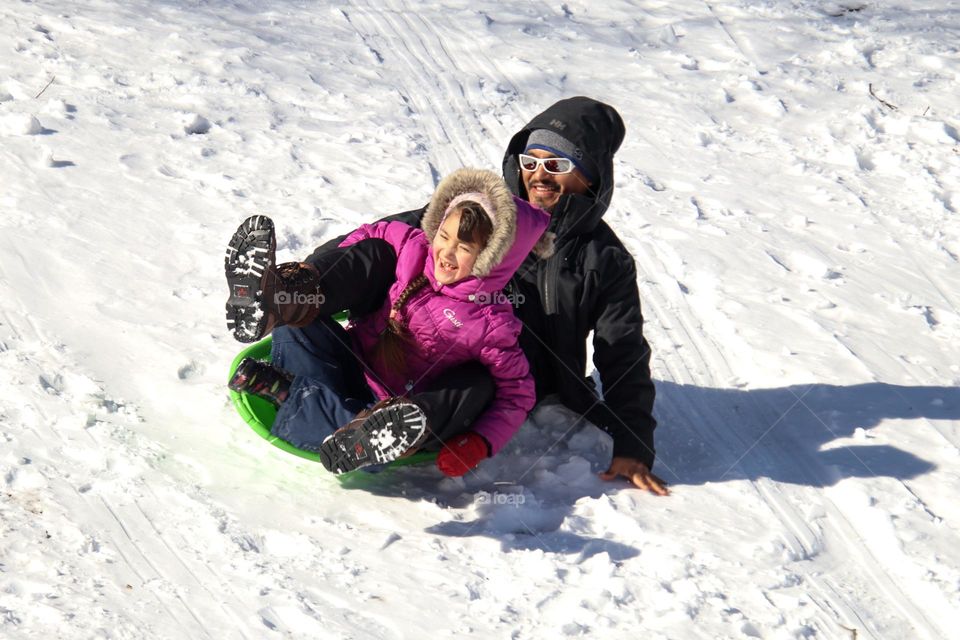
[518,153,575,175]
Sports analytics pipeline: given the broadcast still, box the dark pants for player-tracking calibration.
[270,318,373,452]
[415,360,495,451]
[269,317,496,453]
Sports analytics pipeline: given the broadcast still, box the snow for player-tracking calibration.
[1,0,959,638]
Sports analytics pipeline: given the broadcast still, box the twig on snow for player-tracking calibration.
[868,83,898,111]
[839,625,858,639]
[35,76,55,99]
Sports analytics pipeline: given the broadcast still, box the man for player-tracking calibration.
[499,96,666,495]
[302,96,666,493]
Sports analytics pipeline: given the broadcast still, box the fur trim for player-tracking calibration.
[532,231,556,259]
[424,168,517,278]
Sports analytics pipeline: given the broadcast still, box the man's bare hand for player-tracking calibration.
[599,457,670,495]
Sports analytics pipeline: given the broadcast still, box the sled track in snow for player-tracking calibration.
[341,0,478,175]
[383,0,530,153]
[341,0,536,175]
[631,237,948,639]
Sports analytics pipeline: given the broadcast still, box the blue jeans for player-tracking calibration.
[269,318,374,452]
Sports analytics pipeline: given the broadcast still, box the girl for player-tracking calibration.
[225,169,552,476]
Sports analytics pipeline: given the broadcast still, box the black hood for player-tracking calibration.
[502,96,625,239]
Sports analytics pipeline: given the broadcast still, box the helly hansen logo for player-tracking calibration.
[443,308,463,328]
[549,119,566,131]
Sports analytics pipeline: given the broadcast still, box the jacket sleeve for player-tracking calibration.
[469,313,537,456]
[337,220,419,253]
[587,252,658,469]
[306,206,428,257]
[303,220,417,318]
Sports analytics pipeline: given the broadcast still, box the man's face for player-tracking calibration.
[521,148,592,212]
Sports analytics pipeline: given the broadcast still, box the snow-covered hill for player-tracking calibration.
[2,1,958,638]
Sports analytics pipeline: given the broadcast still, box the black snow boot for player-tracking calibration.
[318,398,428,474]
[225,215,324,343]
[228,357,294,407]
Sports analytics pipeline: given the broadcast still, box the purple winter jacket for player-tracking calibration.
[339,172,551,454]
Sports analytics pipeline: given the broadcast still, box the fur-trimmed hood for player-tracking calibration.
[423,168,552,293]
[501,97,625,240]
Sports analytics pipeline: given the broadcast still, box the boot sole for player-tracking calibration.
[224,215,276,343]
[319,403,427,474]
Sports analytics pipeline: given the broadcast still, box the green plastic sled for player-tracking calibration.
[227,321,437,472]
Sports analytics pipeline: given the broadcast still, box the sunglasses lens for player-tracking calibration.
[544,158,571,174]
[519,154,574,174]
[519,155,539,171]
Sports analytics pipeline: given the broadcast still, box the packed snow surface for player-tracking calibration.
[1,1,959,638]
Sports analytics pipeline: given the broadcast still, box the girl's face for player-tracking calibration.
[433,210,482,285]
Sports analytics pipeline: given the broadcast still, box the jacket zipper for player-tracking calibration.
[538,253,560,316]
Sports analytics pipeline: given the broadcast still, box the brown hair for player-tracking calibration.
[370,202,493,379]
[454,202,494,247]
[370,274,429,378]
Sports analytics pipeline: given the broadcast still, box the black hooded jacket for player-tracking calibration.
[500,97,657,468]
[310,97,657,468]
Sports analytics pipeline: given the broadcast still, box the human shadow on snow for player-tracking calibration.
[653,380,954,488]
[337,381,955,554]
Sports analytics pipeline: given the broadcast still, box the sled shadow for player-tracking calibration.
[337,430,640,559]
[653,381,955,488]
[426,519,639,562]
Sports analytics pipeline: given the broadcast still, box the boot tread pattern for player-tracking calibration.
[319,403,427,474]
[225,215,275,343]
